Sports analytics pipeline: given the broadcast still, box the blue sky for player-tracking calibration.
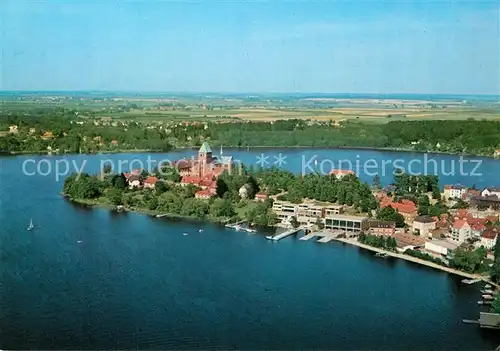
[1,0,499,94]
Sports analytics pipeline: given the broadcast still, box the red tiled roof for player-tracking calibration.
[195,189,214,198]
[472,223,486,231]
[199,179,214,187]
[255,193,268,198]
[175,159,193,169]
[457,209,468,219]
[390,201,417,214]
[130,169,142,175]
[330,169,355,176]
[144,176,158,184]
[481,230,498,240]
[453,219,468,230]
[181,176,201,185]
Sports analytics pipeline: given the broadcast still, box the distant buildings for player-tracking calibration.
[330,169,355,180]
[443,184,467,199]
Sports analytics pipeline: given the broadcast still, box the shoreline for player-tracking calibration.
[4,145,499,159]
[63,195,233,225]
[334,237,499,288]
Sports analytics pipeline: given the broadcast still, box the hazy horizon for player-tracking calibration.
[1,1,499,95]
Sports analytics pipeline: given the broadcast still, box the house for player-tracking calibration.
[330,169,355,179]
[471,222,487,238]
[143,176,158,189]
[494,149,500,158]
[195,189,215,200]
[480,229,498,250]
[41,131,54,140]
[127,174,143,189]
[8,125,18,134]
[443,184,467,199]
[385,199,418,224]
[412,215,437,237]
[111,140,119,146]
[481,187,500,198]
[255,193,268,201]
[451,220,472,243]
[368,220,396,236]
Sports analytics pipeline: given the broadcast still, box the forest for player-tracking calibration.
[1,107,500,155]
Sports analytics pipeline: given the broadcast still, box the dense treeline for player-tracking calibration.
[1,108,500,154]
[251,167,378,213]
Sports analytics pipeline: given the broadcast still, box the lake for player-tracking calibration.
[1,148,500,349]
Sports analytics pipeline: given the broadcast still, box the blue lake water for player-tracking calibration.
[1,148,500,349]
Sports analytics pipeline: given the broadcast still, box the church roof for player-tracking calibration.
[199,142,212,153]
[220,155,233,165]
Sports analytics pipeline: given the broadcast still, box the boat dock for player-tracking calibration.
[300,233,317,241]
[461,278,482,285]
[225,221,257,233]
[317,237,333,243]
[268,228,301,241]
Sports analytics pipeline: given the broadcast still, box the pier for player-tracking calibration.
[300,233,317,241]
[317,237,333,243]
[267,228,301,241]
[225,221,257,233]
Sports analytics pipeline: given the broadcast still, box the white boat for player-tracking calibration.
[198,229,204,233]
[234,224,241,231]
[265,235,275,240]
[375,252,388,258]
[27,218,34,231]
[485,284,492,289]
[183,232,188,236]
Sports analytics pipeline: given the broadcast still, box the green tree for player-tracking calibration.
[376,206,405,228]
[290,216,299,229]
[107,188,123,205]
[216,178,229,198]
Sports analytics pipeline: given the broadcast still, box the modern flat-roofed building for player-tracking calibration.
[272,200,298,221]
[324,214,368,232]
[324,204,344,216]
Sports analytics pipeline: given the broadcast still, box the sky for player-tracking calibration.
[1,0,499,94]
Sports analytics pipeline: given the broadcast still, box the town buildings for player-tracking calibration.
[480,229,499,250]
[443,184,467,199]
[451,220,471,243]
[368,221,396,236]
[412,215,436,237]
[324,214,369,232]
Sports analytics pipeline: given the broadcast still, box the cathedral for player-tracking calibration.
[176,142,233,181]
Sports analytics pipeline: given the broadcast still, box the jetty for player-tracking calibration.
[225,221,257,233]
[317,237,333,243]
[267,228,301,241]
[300,233,317,241]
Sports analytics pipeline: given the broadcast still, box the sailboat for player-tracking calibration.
[27,218,34,231]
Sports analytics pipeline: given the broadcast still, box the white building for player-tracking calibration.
[425,239,458,256]
[451,220,471,244]
[481,187,500,198]
[480,230,498,250]
[443,184,467,199]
